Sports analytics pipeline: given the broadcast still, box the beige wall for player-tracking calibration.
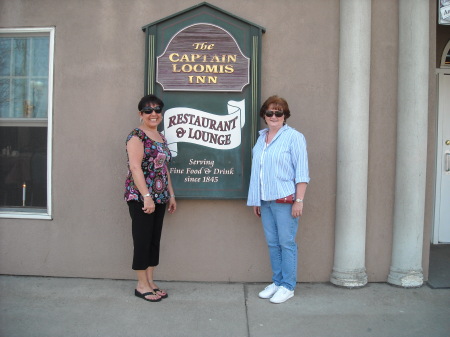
[366,0,399,281]
[0,0,438,283]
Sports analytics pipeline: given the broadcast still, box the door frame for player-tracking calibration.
[433,69,450,244]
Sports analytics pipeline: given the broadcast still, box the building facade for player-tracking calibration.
[1,0,449,286]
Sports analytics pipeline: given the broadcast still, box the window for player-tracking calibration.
[0,28,54,219]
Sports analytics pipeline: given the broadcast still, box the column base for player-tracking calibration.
[330,268,368,288]
[387,267,423,288]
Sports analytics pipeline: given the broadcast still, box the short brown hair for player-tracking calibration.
[259,95,291,120]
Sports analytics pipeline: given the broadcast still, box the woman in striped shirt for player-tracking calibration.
[247,95,310,304]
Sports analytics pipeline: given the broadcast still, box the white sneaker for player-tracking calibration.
[269,286,294,303]
[258,283,279,299]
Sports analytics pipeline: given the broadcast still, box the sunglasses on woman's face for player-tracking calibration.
[141,106,162,114]
[265,110,284,118]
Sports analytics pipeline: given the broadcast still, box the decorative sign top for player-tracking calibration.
[156,23,250,92]
[440,0,450,25]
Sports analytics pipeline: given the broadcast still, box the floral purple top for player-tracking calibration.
[124,128,172,204]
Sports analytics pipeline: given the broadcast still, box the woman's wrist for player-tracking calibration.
[143,195,154,203]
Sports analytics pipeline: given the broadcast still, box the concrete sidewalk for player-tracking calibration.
[0,276,449,337]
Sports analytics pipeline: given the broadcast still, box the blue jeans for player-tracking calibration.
[260,200,299,291]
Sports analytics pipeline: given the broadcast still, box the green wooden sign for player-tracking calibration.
[142,2,265,199]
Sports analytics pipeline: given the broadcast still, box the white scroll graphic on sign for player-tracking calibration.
[163,99,245,157]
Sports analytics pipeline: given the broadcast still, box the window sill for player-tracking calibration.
[0,207,51,220]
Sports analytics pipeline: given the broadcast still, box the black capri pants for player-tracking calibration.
[127,200,166,270]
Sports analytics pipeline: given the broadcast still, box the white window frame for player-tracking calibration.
[0,27,54,220]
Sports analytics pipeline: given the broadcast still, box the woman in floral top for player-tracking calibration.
[124,94,176,302]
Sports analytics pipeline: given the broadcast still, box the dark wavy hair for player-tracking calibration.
[138,94,164,111]
[259,95,291,121]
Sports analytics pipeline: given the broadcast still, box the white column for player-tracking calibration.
[330,0,371,287]
[388,0,429,288]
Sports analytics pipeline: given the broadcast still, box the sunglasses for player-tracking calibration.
[265,110,284,118]
[141,106,162,114]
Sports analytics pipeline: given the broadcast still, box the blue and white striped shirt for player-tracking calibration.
[247,124,310,206]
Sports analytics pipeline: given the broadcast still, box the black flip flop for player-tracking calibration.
[153,288,168,298]
[134,289,161,302]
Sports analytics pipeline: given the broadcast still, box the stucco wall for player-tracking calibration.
[0,0,437,283]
